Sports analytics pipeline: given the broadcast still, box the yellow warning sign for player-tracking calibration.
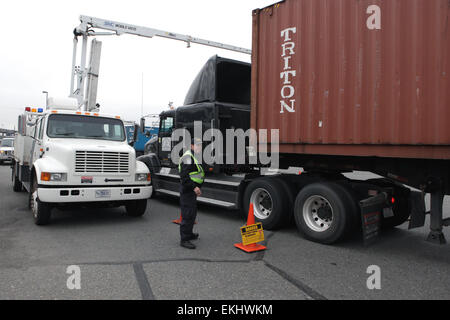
[240,223,265,246]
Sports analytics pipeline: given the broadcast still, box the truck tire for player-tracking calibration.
[30,176,52,225]
[273,176,296,223]
[293,182,357,244]
[243,178,290,230]
[137,154,159,199]
[12,163,22,192]
[125,199,147,217]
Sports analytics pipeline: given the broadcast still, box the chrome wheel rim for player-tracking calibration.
[303,195,333,232]
[250,188,273,219]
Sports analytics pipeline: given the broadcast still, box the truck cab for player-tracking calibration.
[12,98,152,225]
[138,56,254,209]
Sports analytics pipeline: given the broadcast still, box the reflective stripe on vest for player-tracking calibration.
[178,150,205,184]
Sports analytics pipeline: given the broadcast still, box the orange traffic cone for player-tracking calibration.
[234,203,267,253]
[172,213,197,225]
[172,214,183,225]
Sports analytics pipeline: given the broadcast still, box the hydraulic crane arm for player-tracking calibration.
[76,15,252,54]
[70,15,251,111]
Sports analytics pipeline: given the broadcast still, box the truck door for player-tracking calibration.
[31,117,45,165]
[158,116,174,167]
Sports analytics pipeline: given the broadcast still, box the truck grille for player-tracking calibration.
[75,151,129,173]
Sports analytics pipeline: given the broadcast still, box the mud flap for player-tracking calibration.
[360,192,388,246]
[408,191,426,230]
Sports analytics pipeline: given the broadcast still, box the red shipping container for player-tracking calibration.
[251,0,450,159]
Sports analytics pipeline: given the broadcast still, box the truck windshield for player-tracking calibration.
[47,114,125,141]
[0,139,14,147]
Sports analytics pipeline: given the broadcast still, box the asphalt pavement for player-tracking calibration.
[0,164,449,300]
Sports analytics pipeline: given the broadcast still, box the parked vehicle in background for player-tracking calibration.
[0,137,15,164]
[12,98,152,225]
[124,122,159,157]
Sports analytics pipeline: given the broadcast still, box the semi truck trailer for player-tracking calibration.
[139,0,449,245]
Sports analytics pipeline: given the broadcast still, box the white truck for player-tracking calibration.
[12,98,152,225]
[0,137,15,164]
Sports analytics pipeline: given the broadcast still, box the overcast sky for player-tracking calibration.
[0,0,276,130]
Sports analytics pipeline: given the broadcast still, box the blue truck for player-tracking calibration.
[125,124,158,157]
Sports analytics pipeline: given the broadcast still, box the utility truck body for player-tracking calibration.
[12,99,152,225]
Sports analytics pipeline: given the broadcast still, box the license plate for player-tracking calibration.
[159,167,170,175]
[95,189,111,198]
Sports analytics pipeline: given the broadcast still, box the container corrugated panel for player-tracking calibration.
[251,0,450,159]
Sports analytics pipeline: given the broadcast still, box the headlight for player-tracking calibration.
[41,172,67,182]
[0,151,4,154]
[135,173,151,182]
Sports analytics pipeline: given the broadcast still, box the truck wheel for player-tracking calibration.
[149,173,156,199]
[243,178,289,230]
[273,177,296,223]
[30,177,52,225]
[12,163,22,192]
[125,199,147,217]
[294,182,356,244]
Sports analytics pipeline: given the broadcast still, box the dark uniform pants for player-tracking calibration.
[180,187,197,241]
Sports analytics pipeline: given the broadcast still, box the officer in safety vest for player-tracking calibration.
[178,138,205,249]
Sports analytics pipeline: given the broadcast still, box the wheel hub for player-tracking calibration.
[303,195,334,232]
[250,188,273,220]
[317,206,332,220]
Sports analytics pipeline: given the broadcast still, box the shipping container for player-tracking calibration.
[251,0,450,160]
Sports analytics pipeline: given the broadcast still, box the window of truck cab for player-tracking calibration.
[160,117,174,134]
[0,139,14,147]
[46,114,125,142]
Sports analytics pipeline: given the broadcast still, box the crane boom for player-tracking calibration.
[77,15,252,54]
[70,15,251,111]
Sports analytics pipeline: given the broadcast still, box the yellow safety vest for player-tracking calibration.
[178,150,205,185]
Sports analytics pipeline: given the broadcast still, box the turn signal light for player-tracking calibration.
[41,172,51,181]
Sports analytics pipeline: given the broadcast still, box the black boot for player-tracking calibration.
[188,233,199,240]
[180,240,196,249]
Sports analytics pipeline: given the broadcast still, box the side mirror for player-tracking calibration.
[140,118,145,133]
[133,123,139,144]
